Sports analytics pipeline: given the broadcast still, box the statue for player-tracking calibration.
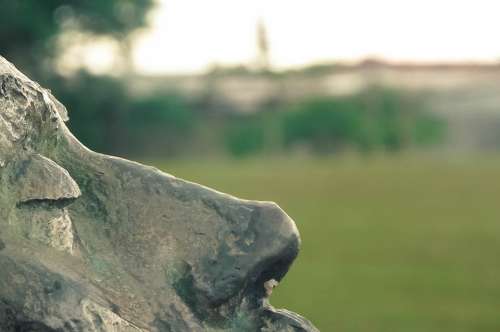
[0,56,318,331]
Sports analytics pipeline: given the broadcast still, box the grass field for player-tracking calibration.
[147,155,500,332]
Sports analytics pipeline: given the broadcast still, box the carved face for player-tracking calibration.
[0,57,317,331]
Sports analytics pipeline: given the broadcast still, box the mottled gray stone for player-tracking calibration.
[0,55,319,332]
[15,154,81,203]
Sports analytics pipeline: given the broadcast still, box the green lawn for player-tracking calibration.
[147,155,500,332]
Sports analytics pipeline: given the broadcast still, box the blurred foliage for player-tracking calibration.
[224,116,266,157]
[48,72,129,153]
[414,114,447,146]
[216,87,446,158]
[282,88,445,154]
[49,77,445,158]
[129,93,196,156]
[49,72,195,156]
[283,97,360,153]
[0,0,154,80]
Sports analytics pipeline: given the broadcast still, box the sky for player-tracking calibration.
[130,0,500,74]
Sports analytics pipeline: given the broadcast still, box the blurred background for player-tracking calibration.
[2,0,500,330]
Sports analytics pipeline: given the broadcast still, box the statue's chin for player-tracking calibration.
[226,279,319,331]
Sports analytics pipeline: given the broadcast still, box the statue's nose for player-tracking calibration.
[200,198,301,305]
[250,201,301,274]
[246,201,301,295]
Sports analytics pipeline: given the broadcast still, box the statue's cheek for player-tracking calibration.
[15,205,75,255]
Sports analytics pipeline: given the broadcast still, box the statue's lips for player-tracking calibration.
[262,306,320,332]
[237,216,319,331]
[245,225,301,300]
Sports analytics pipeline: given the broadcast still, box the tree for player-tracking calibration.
[0,1,157,155]
[0,0,154,81]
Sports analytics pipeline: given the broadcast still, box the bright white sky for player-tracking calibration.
[131,0,500,74]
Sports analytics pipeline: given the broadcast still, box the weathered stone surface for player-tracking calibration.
[81,299,146,332]
[14,154,81,203]
[0,55,319,331]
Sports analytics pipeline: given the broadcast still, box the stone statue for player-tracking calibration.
[0,56,318,331]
